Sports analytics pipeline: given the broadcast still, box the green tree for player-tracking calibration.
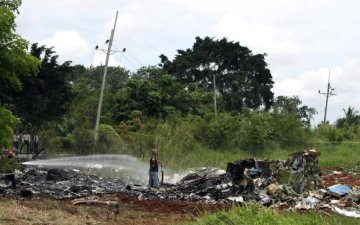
[84,66,129,94]
[0,0,39,103]
[10,44,73,128]
[272,96,316,127]
[0,0,38,147]
[112,67,199,121]
[0,107,17,148]
[66,65,129,128]
[160,36,274,111]
[0,0,21,11]
[336,106,360,128]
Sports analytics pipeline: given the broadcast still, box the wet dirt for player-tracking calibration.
[115,193,225,215]
[322,169,360,188]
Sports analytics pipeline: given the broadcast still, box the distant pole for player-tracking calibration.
[319,69,336,124]
[94,11,118,144]
[213,72,217,117]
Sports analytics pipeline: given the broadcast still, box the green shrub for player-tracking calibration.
[73,127,95,154]
[0,107,17,148]
[271,114,312,148]
[241,112,274,149]
[191,112,242,150]
[97,124,125,153]
[315,124,344,143]
[72,124,125,155]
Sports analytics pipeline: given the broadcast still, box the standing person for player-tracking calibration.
[22,132,31,154]
[13,132,20,152]
[149,149,162,189]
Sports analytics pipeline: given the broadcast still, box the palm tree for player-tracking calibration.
[342,106,359,127]
[336,107,359,128]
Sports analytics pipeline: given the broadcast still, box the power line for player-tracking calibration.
[126,50,143,68]
[120,53,138,71]
[113,48,143,70]
[318,69,336,124]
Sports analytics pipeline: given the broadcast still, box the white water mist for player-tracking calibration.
[23,155,148,180]
[23,154,187,183]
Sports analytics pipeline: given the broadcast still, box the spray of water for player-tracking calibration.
[23,155,149,180]
[23,154,187,183]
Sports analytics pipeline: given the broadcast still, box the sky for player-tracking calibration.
[16,0,360,125]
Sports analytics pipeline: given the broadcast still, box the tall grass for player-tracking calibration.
[314,142,360,170]
[144,141,360,171]
[122,116,360,171]
[184,204,359,225]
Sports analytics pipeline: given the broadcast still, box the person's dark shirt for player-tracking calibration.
[149,157,158,172]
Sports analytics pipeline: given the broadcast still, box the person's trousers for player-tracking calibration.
[13,141,19,151]
[5,174,16,189]
[24,140,30,154]
[149,171,160,188]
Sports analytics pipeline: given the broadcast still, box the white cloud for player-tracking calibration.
[274,59,360,124]
[216,15,300,62]
[40,31,91,64]
[92,51,121,67]
[215,14,304,82]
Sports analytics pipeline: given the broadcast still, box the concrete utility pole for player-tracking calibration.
[208,63,218,117]
[318,70,336,124]
[213,72,217,117]
[94,11,118,144]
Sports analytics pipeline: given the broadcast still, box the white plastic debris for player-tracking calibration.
[202,195,212,200]
[304,196,320,208]
[333,207,360,218]
[227,196,244,203]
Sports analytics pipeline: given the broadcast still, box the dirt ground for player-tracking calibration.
[322,168,360,188]
[0,193,224,225]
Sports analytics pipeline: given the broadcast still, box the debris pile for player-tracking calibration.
[126,149,360,218]
[1,168,133,199]
[1,149,359,218]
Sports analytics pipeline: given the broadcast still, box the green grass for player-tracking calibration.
[314,143,360,170]
[184,204,359,225]
[157,142,360,171]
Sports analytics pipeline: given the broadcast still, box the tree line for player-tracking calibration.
[1,1,360,157]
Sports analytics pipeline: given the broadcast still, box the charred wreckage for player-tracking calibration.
[1,149,360,218]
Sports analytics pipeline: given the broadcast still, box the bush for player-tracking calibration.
[73,127,95,154]
[97,124,125,153]
[241,112,274,149]
[0,107,17,148]
[315,124,344,143]
[194,112,242,150]
[271,114,312,148]
[73,124,125,155]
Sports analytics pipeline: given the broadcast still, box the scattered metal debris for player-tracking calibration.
[1,149,359,218]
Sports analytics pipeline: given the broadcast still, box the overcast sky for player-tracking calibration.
[16,0,360,125]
